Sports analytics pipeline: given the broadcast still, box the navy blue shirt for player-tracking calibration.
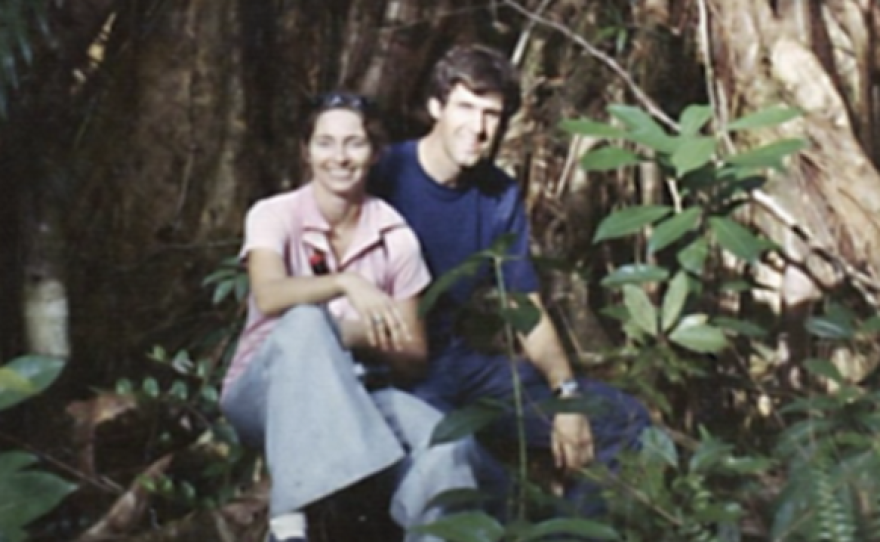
[371,140,539,353]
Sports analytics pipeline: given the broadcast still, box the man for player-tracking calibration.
[371,44,650,516]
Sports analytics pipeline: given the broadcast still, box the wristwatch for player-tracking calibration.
[554,378,581,398]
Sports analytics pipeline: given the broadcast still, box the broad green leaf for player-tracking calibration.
[720,279,754,293]
[425,488,492,511]
[803,358,844,384]
[805,316,854,340]
[627,130,682,154]
[726,105,800,131]
[725,138,807,170]
[430,400,506,445]
[623,284,658,337]
[600,264,669,287]
[689,438,733,473]
[411,511,504,542]
[0,356,64,412]
[142,377,160,398]
[677,313,709,329]
[640,427,678,468]
[669,322,728,353]
[859,315,880,335]
[0,452,37,478]
[579,146,641,172]
[608,104,664,134]
[649,207,701,254]
[709,216,765,263]
[420,257,484,316]
[559,118,624,138]
[677,238,709,275]
[679,104,713,136]
[498,293,540,335]
[0,470,76,531]
[593,205,672,243]
[670,136,716,177]
[522,518,619,541]
[212,279,234,305]
[712,317,768,338]
[661,272,689,332]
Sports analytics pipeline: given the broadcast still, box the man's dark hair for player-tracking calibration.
[428,44,522,117]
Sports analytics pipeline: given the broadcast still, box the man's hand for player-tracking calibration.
[551,412,594,473]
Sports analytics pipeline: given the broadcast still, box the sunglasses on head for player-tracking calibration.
[313,91,373,112]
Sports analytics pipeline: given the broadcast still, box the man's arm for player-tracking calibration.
[520,292,594,472]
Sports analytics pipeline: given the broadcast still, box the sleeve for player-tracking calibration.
[384,227,431,300]
[499,188,540,294]
[240,201,288,262]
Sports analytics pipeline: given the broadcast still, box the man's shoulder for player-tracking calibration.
[468,161,520,200]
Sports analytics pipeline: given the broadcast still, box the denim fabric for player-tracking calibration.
[410,340,651,517]
[221,305,476,541]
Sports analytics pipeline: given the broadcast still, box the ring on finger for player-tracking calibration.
[371,314,385,325]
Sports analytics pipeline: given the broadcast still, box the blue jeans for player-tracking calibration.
[410,340,650,517]
[220,306,476,542]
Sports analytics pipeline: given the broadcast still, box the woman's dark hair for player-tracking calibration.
[427,44,521,117]
[300,91,387,152]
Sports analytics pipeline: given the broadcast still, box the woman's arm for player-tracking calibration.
[337,296,428,382]
[247,248,346,316]
[249,248,416,351]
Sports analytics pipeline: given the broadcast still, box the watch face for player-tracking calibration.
[557,379,580,397]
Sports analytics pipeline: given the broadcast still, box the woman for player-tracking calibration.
[220,92,474,542]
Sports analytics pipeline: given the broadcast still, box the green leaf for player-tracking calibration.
[679,104,713,136]
[142,377,160,398]
[420,257,485,316]
[623,284,658,337]
[559,118,624,138]
[522,518,619,541]
[725,138,807,171]
[805,316,854,340]
[426,488,493,511]
[411,511,504,542]
[689,438,733,473]
[709,216,765,263]
[859,315,880,335]
[677,238,709,275]
[712,317,768,338]
[498,293,540,335]
[212,279,235,305]
[670,136,716,177]
[726,105,801,131]
[669,322,728,353]
[0,452,37,478]
[593,205,672,243]
[600,264,669,287]
[804,358,844,384]
[608,104,664,134]
[0,470,76,532]
[431,400,506,446]
[649,207,701,254]
[579,146,641,172]
[628,132,681,154]
[0,356,64,412]
[640,427,678,468]
[661,272,689,332]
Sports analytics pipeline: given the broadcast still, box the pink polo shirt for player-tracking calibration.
[222,183,430,393]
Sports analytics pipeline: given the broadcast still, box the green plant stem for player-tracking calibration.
[493,256,529,522]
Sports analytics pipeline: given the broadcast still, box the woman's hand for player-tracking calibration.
[337,272,412,350]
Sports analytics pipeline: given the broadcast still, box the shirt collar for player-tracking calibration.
[299,183,407,267]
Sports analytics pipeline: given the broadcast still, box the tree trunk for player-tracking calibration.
[66,0,247,379]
